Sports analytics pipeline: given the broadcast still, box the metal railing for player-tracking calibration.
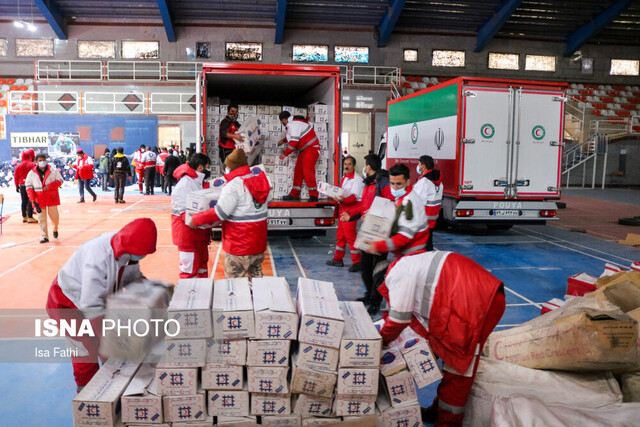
[165,61,203,81]
[36,60,103,81]
[351,66,401,86]
[7,90,80,114]
[564,97,586,142]
[563,134,608,189]
[589,118,633,139]
[84,91,146,114]
[150,92,197,114]
[106,61,162,81]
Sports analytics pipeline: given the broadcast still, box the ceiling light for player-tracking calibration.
[27,22,36,32]
[14,20,24,28]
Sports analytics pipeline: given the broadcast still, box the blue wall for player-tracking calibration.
[0,115,159,161]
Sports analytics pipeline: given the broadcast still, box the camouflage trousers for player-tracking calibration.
[224,253,265,279]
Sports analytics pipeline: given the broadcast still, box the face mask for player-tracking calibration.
[130,254,145,261]
[140,149,145,153]
[416,165,422,175]
[203,169,211,179]
[38,161,47,168]
[391,187,406,198]
[224,167,231,174]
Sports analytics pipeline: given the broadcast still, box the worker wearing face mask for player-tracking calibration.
[25,153,64,243]
[171,153,212,279]
[45,218,158,390]
[132,144,146,194]
[413,155,443,251]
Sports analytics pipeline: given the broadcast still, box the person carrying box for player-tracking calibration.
[219,103,243,165]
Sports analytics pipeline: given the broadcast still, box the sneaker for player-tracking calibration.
[92,194,97,202]
[326,259,344,267]
[308,196,319,202]
[119,199,126,204]
[282,194,300,201]
[77,199,85,203]
[348,263,362,272]
[53,231,58,239]
[22,217,27,223]
[26,218,38,224]
[39,238,49,244]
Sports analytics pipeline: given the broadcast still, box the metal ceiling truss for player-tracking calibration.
[377,0,407,47]
[157,0,176,42]
[475,0,524,52]
[565,0,632,56]
[33,0,67,40]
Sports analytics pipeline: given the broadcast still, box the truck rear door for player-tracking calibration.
[460,86,513,196]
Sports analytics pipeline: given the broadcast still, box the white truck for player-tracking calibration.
[385,76,566,227]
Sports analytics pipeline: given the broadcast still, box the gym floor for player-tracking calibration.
[0,184,639,426]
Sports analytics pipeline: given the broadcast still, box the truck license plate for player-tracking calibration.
[267,219,290,226]
[492,210,519,217]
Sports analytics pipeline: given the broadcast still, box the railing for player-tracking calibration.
[351,66,401,86]
[84,91,146,114]
[7,90,80,114]
[36,60,103,81]
[106,61,162,81]
[589,118,634,139]
[564,97,586,142]
[563,134,608,189]
[338,65,350,85]
[150,92,197,114]
[390,81,401,100]
[165,61,203,81]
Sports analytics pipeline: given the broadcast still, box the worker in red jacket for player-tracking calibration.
[132,144,146,194]
[278,111,320,201]
[219,104,243,165]
[413,155,443,251]
[14,148,38,223]
[376,251,505,427]
[73,148,97,203]
[25,153,64,243]
[157,147,169,193]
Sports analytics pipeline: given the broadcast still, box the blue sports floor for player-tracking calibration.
[1,187,639,426]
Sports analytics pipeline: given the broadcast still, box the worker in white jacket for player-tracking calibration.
[45,218,158,389]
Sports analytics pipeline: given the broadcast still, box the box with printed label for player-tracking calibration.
[262,414,302,425]
[313,122,328,133]
[403,342,442,388]
[318,181,344,199]
[205,337,247,365]
[376,394,422,427]
[294,107,307,116]
[273,174,290,188]
[293,393,334,418]
[269,130,283,140]
[269,105,282,114]
[354,196,396,251]
[238,105,257,114]
[262,155,278,166]
[212,278,255,339]
[122,364,163,424]
[302,417,341,426]
[273,165,289,175]
[282,106,295,114]
[217,415,258,425]
[379,342,407,377]
[338,302,382,368]
[247,366,289,394]
[332,394,376,417]
[171,417,213,427]
[388,323,428,355]
[309,113,329,123]
[162,393,206,423]
[308,103,328,115]
[257,105,269,114]
[201,363,243,390]
[290,365,337,398]
[383,369,419,407]
[250,393,291,416]
[207,385,249,417]
[155,364,198,396]
[336,368,378,396]
[73,359,140,427]
[317,132,329,144]
[269,122,283,132]
[294,342,339,372]
[297,278,339,301]
[162,338,206,367]
[316,158,328,170]
[297,287,344,348]
[247,340,290,367]
[268,114,281,124]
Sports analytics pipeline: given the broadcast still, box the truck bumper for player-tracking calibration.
[446,199,559,224]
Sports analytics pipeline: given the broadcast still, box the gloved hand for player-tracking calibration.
[33,201,42,214]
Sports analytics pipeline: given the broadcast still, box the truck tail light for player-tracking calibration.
[315,218,335,226]
[456,210,474,217]
[540,210,557,217]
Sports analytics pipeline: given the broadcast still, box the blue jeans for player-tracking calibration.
[78,178,96,201]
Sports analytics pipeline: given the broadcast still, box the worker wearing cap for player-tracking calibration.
[73,148,97,203]
[45,218,158,390]
[278,111,320,201]
[376,251,505,426]
[190,149,272,278]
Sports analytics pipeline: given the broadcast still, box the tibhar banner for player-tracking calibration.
[386,115,458,160]
[10,131,80,159]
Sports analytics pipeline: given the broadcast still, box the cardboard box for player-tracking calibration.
[168,278,214,339]
[247,366,289,394]
[291,366,337,398]
[269,130,283,140]
[302,417,341,426]
[247,340,291,367]
[269,123,283,132]
[293,393,333,417]
[619,233,640,247]
[541,298,566,315]
[162,339,206,368]
[294,107,307,116]
[73,359,140,427]
[201,363,243,390]
[217,415,258,425]
[332,395,376,417]
[389,322,429,355]
[294,343,340,372]
[207,386,250,417]
[262,155,277,166]
[313,123,328,133]
[274,174,290,187]
[567,273,598,296]
[379,342,407,377]
[336,368,378,396]
[122,364,163,424]
[185,186,225,229]
[282,106,295,114]
[257,105,269,114]
[354,197,396,251]
[269,106,282,115]
[253,277,298,340]
[318,181,344,199]
[162,394,206,423]
[262,414,302,425]
[171,418,213,427]
[339,302,382,368]
[403,342,442,388]
[383,370,419,407]
[297,297,344,348]
[308,103,328,115]
[212,278,255,339]
[238,105,257,114]
[376,394,422,427]
[155,365,198,396]
[485,306,638,371]
[205,337,247,365]
[250,393,292,416]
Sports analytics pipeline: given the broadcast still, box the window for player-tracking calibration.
[292,45,328,62]
[16,38,54,57]
[78,41,116,59]
[581,58,593,75]
[196,42,211,59]
[610,59,639,76]
[432,50,465,67]
[525,55,556,72]
[225,42,262,61]
[488,53,519,70]
[121,41,159,59]
[403,49,418,62]
[334,46,369,64]
[0,39,6,57]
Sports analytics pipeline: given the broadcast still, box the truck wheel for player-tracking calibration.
[487,224,513,231]
[618,217,640,226]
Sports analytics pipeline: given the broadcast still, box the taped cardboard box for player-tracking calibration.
[308,103,328,115]
[403,341,442,388]
[302,417,341,426]
[247,366,289,394]
[379,342,407,377]
[217,415,258,425]
[318,181,344,199]
[162,338,206,367]
[168,278,213,339]
[155,364,198,396]
[485,299,638,371]
[212,278,255,339]
[354,197,396,251]
[205,337,247,366]
[121,363,163,424]
[383,369,419,408]
[332,394,376,417]
[296,278,339,301]
[376,393,422,427]
[262,414,302,425]
[297,297,344,349]
[247,340,291,367]
[290,364,337,398]
[201,363,243,390]
[337,368,379,396]
[294,342,340,372]
[207,385,250,417]
[171,417,213,427]
[252,277,298,340]
[185,186,225,229]
[293,393,334,418]
[162,393,206,423]
[339,302,382,368]
[73,358,140,427]
[250,393,292,416]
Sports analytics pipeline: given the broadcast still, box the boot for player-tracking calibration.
[22,217,27,223]
[348,263,362,272]
[27,217,38,223]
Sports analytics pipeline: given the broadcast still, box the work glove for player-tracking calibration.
[33,201,42,214]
